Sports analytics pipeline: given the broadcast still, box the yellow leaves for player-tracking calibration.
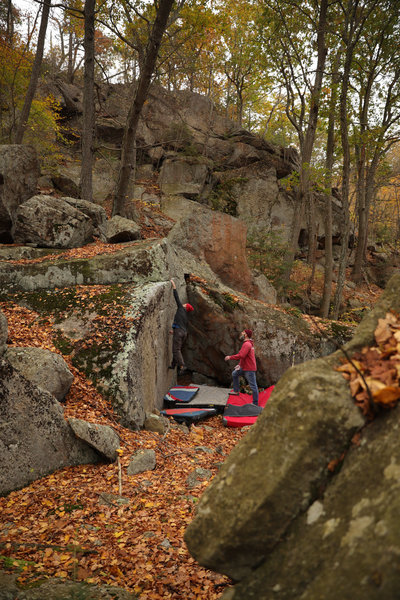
[114,531,124,538]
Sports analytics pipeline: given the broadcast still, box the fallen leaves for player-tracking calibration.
[0,296,244,598]
[336,311,400,418]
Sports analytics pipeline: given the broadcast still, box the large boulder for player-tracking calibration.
[5,346,74,401]
[62,196,108,237]
[185,274,400,596]
[221,407,400,600]
[184,358,365,579]
[12,195,94,248]
[0,145,40,242]
[0,357,99,495]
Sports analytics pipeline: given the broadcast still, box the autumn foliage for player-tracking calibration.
[336,312,400,419]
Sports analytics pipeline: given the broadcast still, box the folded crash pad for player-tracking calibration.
[223,385,275,428]
[164,385,200,405]
[161,407,217,424]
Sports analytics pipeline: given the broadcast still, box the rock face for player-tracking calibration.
[108,282,178,429]
[12,195,94,248]
[0,145,40,243]
[159,156,212,198]
[0,358,99,495]
[164,196,271,298]
[5,346,74,401]
[183,282,344,387]
[184,273,400,598]
[49,80,343,255]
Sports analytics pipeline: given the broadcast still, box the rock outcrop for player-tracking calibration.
[0,238,182,291]
[184,273,400,598]
[47,80,343,255]
[5,346,74,401]
[0,145,40,243]
[12,195,94,248]
[164,196,269,298]
[0,357,100,496]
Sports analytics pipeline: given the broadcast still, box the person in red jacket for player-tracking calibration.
[225,329,259,405]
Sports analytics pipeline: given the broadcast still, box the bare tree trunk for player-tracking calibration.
[305,0,328,269]
[320,51,341,317]
[67,29,74,83]
[7,0,14,42]
[112,0,176,217]
[281,0,328,292]
[332,44,353,320]
[79,0,95,202]
[14,0,51,144]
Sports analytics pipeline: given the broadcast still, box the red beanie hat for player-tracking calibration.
[185,303,194,312]
[244,328,253,338]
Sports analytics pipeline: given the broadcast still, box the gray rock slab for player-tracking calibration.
[0,357,99,495]
[0,570,138,599]
[68,418,120,462]
[103,215,141,243]
[0,238,180,292]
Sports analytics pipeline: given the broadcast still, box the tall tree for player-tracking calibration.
[351,6,400,282]
[259,0,329,288]
[79,0,96,202]
[332,0,380,319]
[319,48,342,317]
[15,0,51,144]
[112,0,177,217]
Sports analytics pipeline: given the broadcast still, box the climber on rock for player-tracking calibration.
[169,279,194,375]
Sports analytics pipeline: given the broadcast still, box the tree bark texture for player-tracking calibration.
[79,0,96,203]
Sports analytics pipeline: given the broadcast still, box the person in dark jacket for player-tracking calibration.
[169,279,194,374]
[225,329,259,405]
